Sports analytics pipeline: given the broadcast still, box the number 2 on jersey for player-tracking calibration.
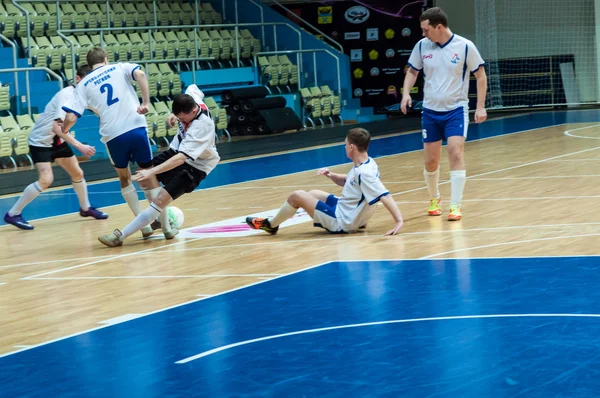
[100,84,119,106]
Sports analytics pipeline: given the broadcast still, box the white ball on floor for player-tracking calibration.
[167,206,184,228]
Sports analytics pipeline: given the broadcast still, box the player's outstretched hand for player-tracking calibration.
[78,144,96,157]
[133,169,154,182]
[400,95,412,115]
[385,220,403,236]
[167,114,178,128]
[137,103,149,115]
[317,167,331,177]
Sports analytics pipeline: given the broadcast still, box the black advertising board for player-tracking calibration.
[281,1,427,110]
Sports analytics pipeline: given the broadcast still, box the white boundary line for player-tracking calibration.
[29,274,283,280]
[0,260,333,359]
[420,233,600,259]
[564,123,600,139]
[0,121,576,229]
[175,313,600,363]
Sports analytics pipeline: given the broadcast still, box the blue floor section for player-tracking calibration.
[2,256,600,397]
[2,109,600,225]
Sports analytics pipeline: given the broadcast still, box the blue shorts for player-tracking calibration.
[106,127,153,169]
[313,194,347,234]
[421,107,469,143]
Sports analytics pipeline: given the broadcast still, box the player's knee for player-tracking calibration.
[71,167,84,181]
[288,190,307,206]
[38,174,53,189]
[447,145,464,164]
[424,158,439,171]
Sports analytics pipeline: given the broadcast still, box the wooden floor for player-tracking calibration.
[2,121,600,355]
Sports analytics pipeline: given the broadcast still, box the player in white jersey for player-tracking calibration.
[61,48,157,238]
[401,7,488,221]
[3,65,108,230]
[97,84,220,247]
[246,128,404,236]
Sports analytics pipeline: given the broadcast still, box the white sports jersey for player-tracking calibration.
[171,85,220,174]
[408,34,485,112]
[64,63,147,143]
[28,86,74,147]
[336,157,389,232]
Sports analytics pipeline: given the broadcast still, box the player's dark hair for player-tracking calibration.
[420,7,448,28]
[172,93,197,115]
[76,64,92,79]
[346,128,370,152]
[87,47,108,67]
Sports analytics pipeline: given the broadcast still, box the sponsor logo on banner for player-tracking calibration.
[370,67,380,76]
[385,28,395,39]
[366,88,385,96]
[317,6,333,24]
[353,68,364,78]
[345,32,360,40]
[366,28,379,41]
[382,67,401,75]
[401,87,419,94]
[345,6,370,24]
[368,49,379,60]
[397,49,413,56]
[351,49,363,62]
[387,85,398,97]
[354,88,364,97]
[402,28,412,37]
[385,49,395,58]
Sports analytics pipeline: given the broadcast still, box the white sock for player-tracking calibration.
[269,201,297,228]
[72,179,91,211]
[9,182,43,216]
[424,167,440,199]
[121,184,143,216]
[146,187,171,232]
[450,170,467,207]
[121,203,162,240]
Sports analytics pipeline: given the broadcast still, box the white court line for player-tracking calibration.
[123,222,600,257]
[396,195,600,204]
[390,144,600,197]
[0,282,6,286]
[175,313,600,363]
[420,233,600,259]
[6,221,600,270]
[0,121,575,229]
[29,274,283,281]
[0,260,334,359]
[564,123,600,139]
[21,136,600,279]
[0,255,116,269]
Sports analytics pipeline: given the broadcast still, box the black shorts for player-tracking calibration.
[153,149,207,200]
[30,142,75,164]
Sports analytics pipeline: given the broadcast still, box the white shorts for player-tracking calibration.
[312,195,347,234]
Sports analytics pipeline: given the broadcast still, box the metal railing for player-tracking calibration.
[254,49,341,96]
[268,0,343,54]
[0,67,63,116]
[58,21,302,73]
[0,34,19,102]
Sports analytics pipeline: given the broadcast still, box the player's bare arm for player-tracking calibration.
[380,194,404,236]
[401,67,419,114]
[133,152,187,182]
[474,66,488,123]
[317,167,346,186]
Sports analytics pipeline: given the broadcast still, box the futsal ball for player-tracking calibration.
[167,206,184,228]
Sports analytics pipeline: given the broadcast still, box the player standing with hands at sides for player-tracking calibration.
[401,7,488,221]
[4,65,108,230]
[62,48,158,238]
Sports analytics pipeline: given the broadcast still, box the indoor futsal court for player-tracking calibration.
[2,109,600,396]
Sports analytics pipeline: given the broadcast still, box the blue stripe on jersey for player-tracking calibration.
[472,62,486,73]
[368,191,389,206]
[462,44,469,81]
[408,62,422,72]
[62,106,81,118]
[131,65,141,81]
